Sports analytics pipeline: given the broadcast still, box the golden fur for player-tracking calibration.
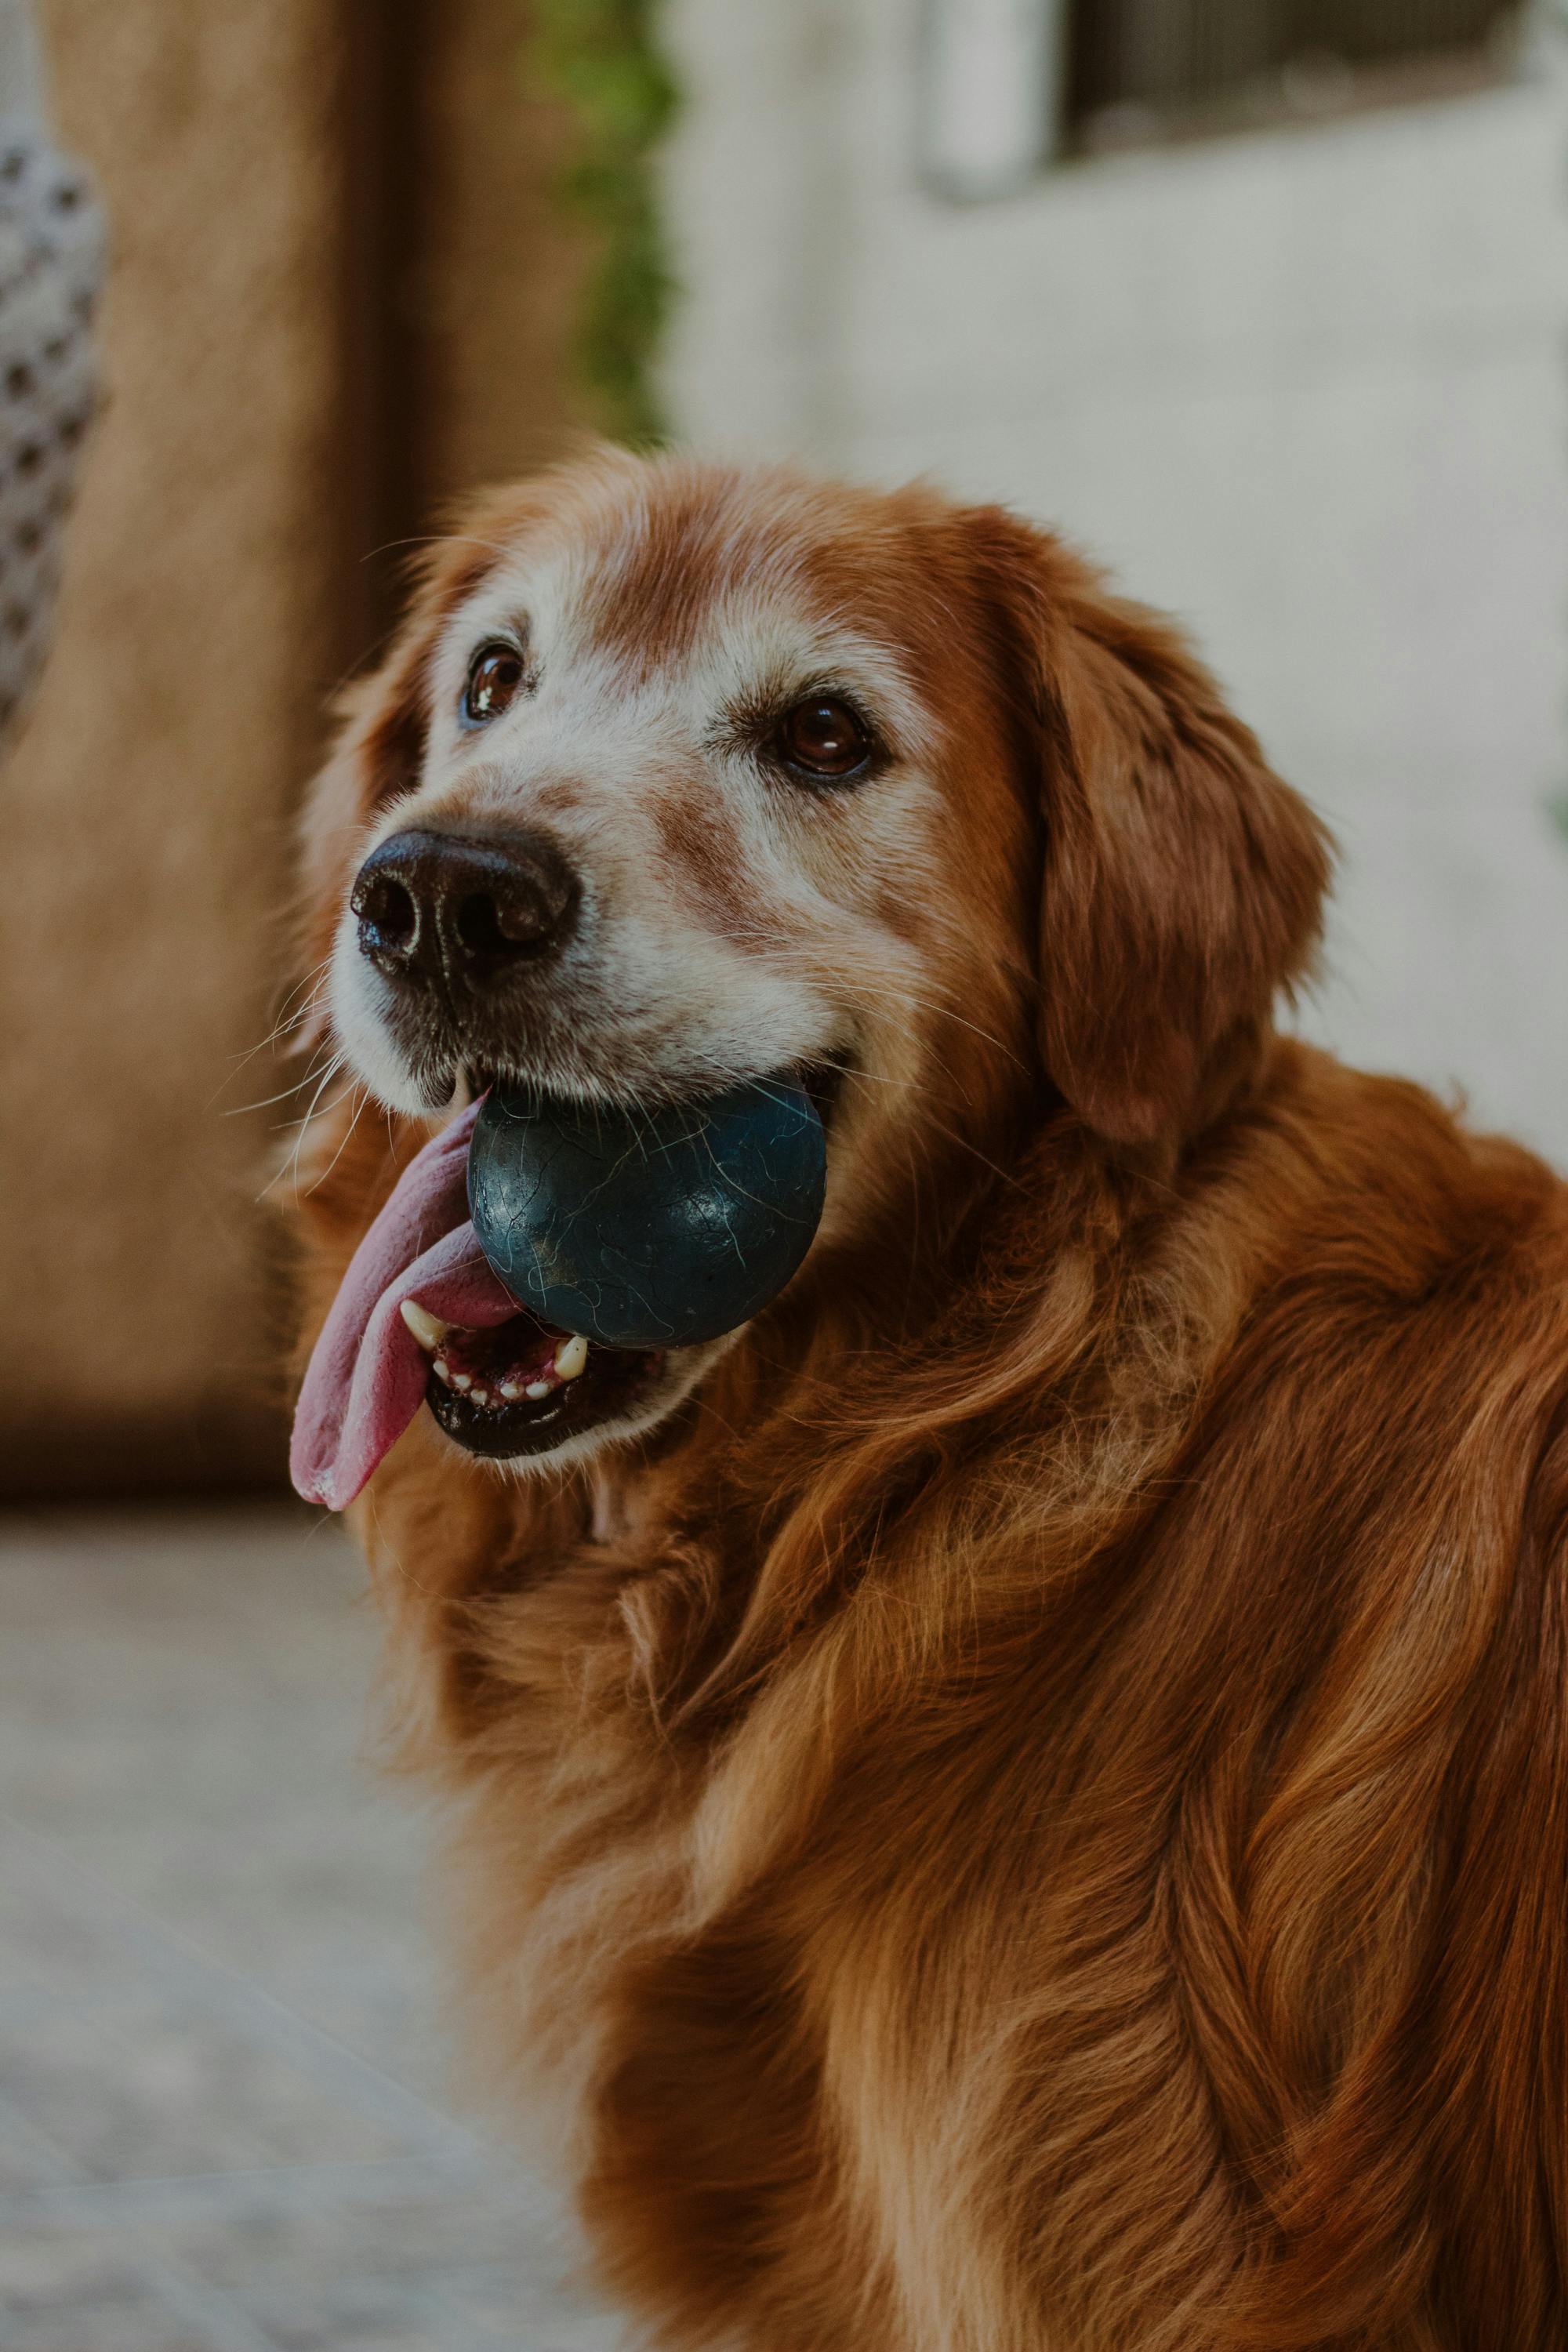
[292,454,1568,2349]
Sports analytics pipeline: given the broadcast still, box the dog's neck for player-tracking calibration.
[560,1045,1305,1642]
[536,1095,1152,1682]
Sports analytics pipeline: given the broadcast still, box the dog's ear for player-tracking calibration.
[964,508,1331,1150]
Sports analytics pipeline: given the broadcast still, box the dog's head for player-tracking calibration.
[294,452,1328,1497]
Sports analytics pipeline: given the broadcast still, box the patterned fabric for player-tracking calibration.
[0,93,102,746]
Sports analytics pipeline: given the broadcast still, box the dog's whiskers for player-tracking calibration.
[209,963,335,1114]
[272,1049,354,1198]
[300,1079,373,1197]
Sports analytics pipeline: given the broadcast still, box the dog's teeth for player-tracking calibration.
[452,1372,472,1392]
[553,1334,589,1381]
[525,1378,552,1399]
[471,1388,489,1407]
[499,1381,521,1401]
[433,1358,452,1385]
[400,1299,450,1352]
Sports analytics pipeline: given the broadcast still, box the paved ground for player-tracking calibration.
[0,1505,626,2352]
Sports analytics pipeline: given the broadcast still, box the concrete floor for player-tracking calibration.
[0,1506,626,2352]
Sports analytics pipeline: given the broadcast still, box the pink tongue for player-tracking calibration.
[290,1103,524,1510]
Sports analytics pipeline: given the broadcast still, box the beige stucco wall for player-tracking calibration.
[414,0,596,509]
[0,4,355,1492]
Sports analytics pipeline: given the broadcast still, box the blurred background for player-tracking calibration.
[2,0,1565,1504]
[1,3,1565,2344]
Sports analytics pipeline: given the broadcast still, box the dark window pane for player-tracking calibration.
[1066,0,1516,132]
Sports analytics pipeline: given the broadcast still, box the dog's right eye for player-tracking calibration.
[463,643,525,726]
[772,696,875,784]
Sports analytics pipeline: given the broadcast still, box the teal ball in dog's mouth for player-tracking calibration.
[466,1078,828,1351]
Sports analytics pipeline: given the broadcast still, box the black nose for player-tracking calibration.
[351,827,579,991]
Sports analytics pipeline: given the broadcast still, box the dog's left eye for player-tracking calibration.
[773,696,873,783]
[463,643,526,725]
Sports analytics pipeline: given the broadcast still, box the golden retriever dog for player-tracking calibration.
[289,450,1568,2350]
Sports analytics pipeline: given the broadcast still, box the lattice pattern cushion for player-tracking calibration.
[0,109,101,746]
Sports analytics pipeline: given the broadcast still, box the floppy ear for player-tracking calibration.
[965,509,1332,1150]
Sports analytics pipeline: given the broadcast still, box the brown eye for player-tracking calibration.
[463,642,525,725]
[775,696,873,782]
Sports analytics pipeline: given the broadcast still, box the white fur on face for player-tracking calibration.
[330,536,954,1258]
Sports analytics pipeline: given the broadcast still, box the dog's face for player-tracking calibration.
[298,454,1327,1488]
[328,459,1036,1218]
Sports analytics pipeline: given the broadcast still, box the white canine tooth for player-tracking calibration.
[399,1299,450,1352]
[524,1378,552,1400]
[452,1372,472,1392]
[471,1389,489,1407]
[434,1359,452,1386]
[499,1382,521,1401]
[553,1334,589,1381]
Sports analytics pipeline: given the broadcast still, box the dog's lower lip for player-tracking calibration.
[426,1353,662,1460]
[416,1302,664,1461]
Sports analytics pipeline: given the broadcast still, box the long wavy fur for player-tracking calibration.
[292,459,1568,2350]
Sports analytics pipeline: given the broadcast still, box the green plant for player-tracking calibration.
[526,0,681,448]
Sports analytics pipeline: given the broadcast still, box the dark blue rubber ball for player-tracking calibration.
[467,1079,827,1351]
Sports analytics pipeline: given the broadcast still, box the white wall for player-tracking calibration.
[662,2,1568,1164]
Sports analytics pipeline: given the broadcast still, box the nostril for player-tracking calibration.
[454,891,521,959]
[354,873,418,952]
[452,862,578,965]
